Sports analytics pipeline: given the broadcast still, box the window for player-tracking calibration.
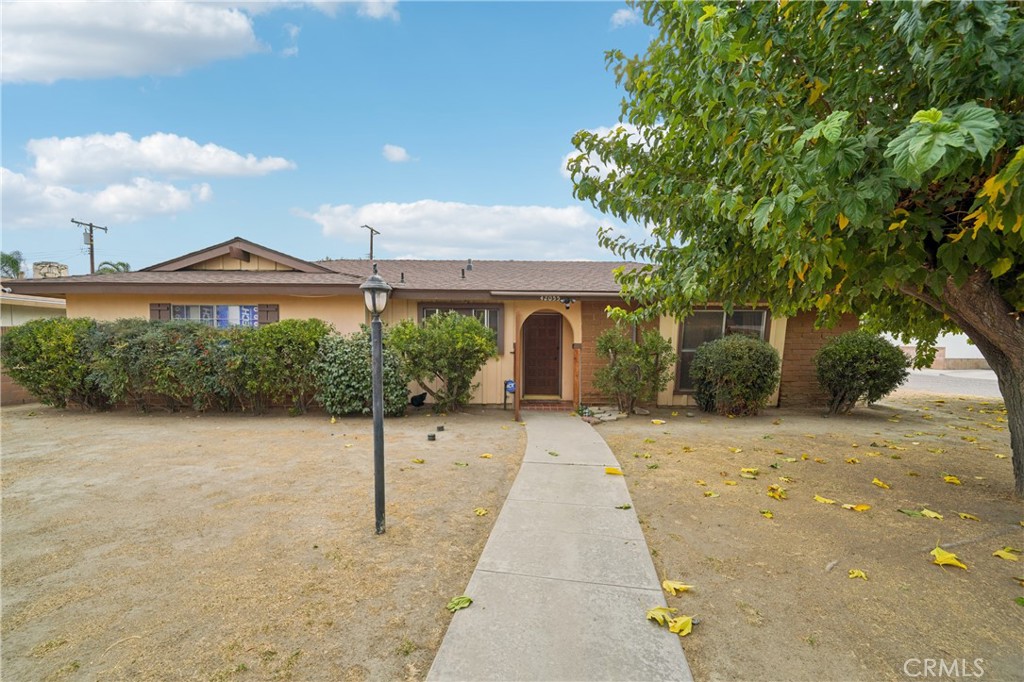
[149,303,278,327]
[676,310,769,391]
[419,304,504,352]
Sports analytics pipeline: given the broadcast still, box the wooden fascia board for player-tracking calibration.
[144,239,331,273]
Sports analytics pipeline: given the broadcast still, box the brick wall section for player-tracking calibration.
[779,312,860,406]
[580,300,619,404]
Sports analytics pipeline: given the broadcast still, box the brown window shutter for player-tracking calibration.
[150,303,172,321]
[257,304,280,325]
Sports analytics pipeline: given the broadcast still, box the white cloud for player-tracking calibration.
[382,144,412,163]
[358,0,399,21]
[295,199,609,259]
[561,123,645,180]
[27,132,296,184]
[282,22,301,56]
[610,7,641,29]
[1,168,211,227]
[1,2,263,84]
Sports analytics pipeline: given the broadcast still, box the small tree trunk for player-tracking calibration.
[903,271,1024,497]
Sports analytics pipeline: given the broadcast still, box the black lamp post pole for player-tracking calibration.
[371,311,385,535]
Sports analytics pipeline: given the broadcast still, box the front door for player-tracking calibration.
[523,313,562,396]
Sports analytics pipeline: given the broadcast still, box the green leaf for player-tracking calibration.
[910,108,943,125]
[991,258,1013,278]
[446,595,473,613]
[951,103,999,159]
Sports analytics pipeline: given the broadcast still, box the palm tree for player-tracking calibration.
[1,251,24,278]
[95,261,131,274]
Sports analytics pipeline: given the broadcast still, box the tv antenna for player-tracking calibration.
[361,224,380,260]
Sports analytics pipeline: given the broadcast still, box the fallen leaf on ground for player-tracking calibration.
[842,503,871,512]
[848,569,868,580]
[668,615,693,636]
[474,508,488,516]
[782,457,797,462]
[995,454,1008,459]
[845,458,859,464]
[814,495,837,505]
[993,548,1020,561]
[866,451,882,457]
[944,475,962,485]
[957,512,981,521]
[767,485,787,500]
[814,457,827,464]
[724,480,738,486]
[931,546,967,570]
[741,467,759,476]
[479,453,493,459]
[615,503,632,510]
[703,491,719,498]
[872,478,890,489]
[921,508,944,520]
[412,458,425,464]
[330,416,337,424]
[662,580,693,595]
[454,462,469,467]
[646,606,677,626]
[760,509,774,519]
[446,595,473,613]
[605,467,623,475]
[728,447,743,453]
[780,476,796,483]
[740,472,757,479]
[548,450,559,457]
[651,419,666,425]
[695,480,707,486]
[898,509,924,518]
[671,411,679,417]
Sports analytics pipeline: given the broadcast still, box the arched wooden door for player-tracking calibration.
[522,313,562,397]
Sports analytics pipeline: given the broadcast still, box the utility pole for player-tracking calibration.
[361,224,380,261]
[72,218,108,274]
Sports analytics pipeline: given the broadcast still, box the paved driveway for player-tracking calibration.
[901,368,1002,399]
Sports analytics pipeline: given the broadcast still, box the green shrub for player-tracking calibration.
[594,324,675,414]
[814,330,910,414]
[0,317,106,409]
[388,312,498,413]
[690,335,780,416]
[87,318,159,410]
[313,326,409,417]
[135,320,229,411]
[234,319,333,413]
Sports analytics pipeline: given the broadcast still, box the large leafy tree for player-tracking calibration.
[568,1,1024,494]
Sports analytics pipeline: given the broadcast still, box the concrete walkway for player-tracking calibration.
[427,412,692,682]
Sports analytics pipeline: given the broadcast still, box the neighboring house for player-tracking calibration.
[0,291,67,405]
[4,237,856,410]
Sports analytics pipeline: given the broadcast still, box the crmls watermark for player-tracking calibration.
[903,658,985,678]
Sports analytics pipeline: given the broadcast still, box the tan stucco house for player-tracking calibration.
[4,237,856,410]
[1,290,68,405]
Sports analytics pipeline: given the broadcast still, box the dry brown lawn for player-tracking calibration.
[598,390,1024,682]
[1,405,524,681]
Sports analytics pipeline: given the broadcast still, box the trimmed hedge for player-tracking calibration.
[690,334,780,416]
[814,330,909,414]
[0,316,407,416]
[312,326,410,417]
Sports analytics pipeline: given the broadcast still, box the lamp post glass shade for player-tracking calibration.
[360,265,392,315]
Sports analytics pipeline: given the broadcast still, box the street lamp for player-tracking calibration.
[360,263,392,534]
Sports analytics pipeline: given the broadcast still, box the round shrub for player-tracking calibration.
[690,335,780,416]
[312,326,409,418]
[814,330,909,414]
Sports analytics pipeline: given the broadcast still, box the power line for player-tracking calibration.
[71,218,108,274]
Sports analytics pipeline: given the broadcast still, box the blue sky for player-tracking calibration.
[1,1,654,275]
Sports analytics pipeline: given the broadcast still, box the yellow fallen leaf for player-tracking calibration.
[662,580,693,595]
[605,467,623,476]
[814,495,837,505]
[957,512,980,521]
[872,478,890,489]
[866,451,882,457]
[741,467,759,476]
[814,457,827,464]
[695,479,707,486]
[724,480,738,486]
[842,503,871,512]
[681,445,696,453]
[330,416,337,424]
[931,546,967,570]
[345,444,354,448]
[993,549,1019,561]
[766,485,787,500]
[848,569,868,580]
[474,507,488,516]
[729,447,743,453]
[944,475,962,485]
[780,476,796,483]
[667,615,693,636]
[995,454,1008,459]
[760,509,774,519]
[671,411,679,417]
[646,606,677,626]
[801,454,809,461]
[480,453,493,459]
[651,419,666,425]
[845,458,859,464]
[921,508,944,520]
[412,458,425,464]
[703,491,719,498]
[740,472,758,479]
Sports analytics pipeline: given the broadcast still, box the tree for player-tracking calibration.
[388,312,498,413]
[1,251,24,278]
[568,1,1024,495]
[95,261,131,274]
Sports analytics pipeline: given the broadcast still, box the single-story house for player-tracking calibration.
[4,237,857,411]
[1,290,67,405]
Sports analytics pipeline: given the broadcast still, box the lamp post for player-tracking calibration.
[360,264,392,535]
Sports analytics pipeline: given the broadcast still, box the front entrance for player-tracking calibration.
[523,313,562,397]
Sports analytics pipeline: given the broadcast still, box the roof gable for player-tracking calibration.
[142,237,331,273]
